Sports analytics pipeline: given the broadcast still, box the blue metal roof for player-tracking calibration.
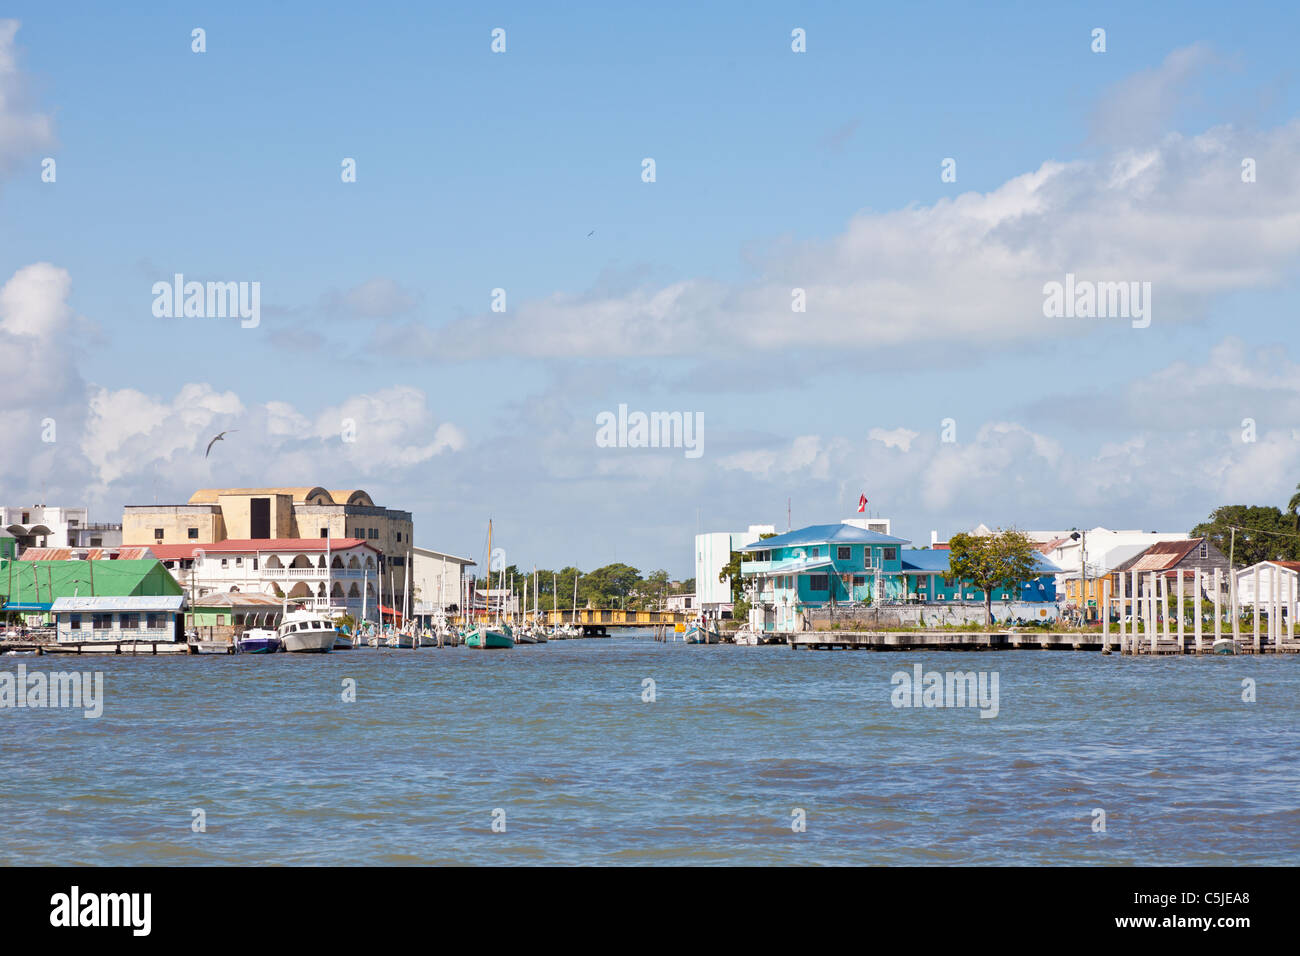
[741,523,910,552]
[900,549,951,572]
[899,549,1063,575]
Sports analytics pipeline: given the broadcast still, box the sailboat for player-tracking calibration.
[465,519,513,649]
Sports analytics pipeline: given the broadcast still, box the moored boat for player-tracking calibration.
[277,609,336,653]
[238,627,281,654]
[465,625,513,649]
[1212,637,1238,655]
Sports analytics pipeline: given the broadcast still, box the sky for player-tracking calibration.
[2,1,1300,578]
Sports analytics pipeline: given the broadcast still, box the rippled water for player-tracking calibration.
[3,634,1297,865]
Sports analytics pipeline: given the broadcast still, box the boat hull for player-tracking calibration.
[281,632,335,653]
[238,638,280,654]
[465,628,513,649]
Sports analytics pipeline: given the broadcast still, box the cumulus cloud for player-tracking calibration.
[0,20,55,177]
[419,116,1300,361]
[709,338,1300,537]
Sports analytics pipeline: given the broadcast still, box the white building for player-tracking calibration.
[411,546,476,615]
[149,537,385,620]
[1235,561,1300,607]
[695,524,776,611]
[2,505,121,553]
[1037,528,1192,586]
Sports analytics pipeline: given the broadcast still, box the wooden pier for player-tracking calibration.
[786,630,1102,651]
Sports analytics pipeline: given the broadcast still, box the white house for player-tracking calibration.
[410,546,476,615]
[1234,560,1300,608]
[148,537,385,620]
[2,504,121,553]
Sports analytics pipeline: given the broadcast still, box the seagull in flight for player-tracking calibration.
[205,430,238,458]
[587,230,595,238]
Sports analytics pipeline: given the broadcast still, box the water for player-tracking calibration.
[3,634,1297,865]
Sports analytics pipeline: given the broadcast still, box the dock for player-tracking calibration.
[783,629,1300,653]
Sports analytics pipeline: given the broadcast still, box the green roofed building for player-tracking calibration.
[1,559,184,622]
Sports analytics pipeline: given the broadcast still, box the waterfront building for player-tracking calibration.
[694,523,777,613]
[1108,538,1230,600]
[1,504,121,553]
[122,486,413,614]
[0,529,14,561]
[739,523,912,630]
[1,558,184,624]
[1232,560,1300,607]
[147,538,383,620]
[410,546,476,615]
[189,591,285,640]
[898,548,1061,603]
[51,595,185,644]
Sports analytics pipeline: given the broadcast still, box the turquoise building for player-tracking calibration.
[740,523,1062,632]
[899,548,1060,603]
[740,524,913,629]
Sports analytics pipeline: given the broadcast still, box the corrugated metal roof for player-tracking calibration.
[1115,538,1204,573]
[740,523,910,552]
[51,595,185,611]
[191,591,284,608]
[899,549,1063,576]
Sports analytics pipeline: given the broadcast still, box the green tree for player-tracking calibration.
[948,528,1039,627]
[718,533,777,603]
[1289,485,1300,531]
[640,569,671,609]
[1191,505,1300,567]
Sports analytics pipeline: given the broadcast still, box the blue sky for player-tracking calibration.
[3,2,1300,576]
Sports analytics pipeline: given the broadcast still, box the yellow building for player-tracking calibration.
[123,486,414,607]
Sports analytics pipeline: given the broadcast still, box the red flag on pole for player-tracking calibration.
[857,494,868,513]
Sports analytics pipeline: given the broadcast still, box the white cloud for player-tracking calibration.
[0,262,73,340]
[0,20,55,177]
[868,427,919,452]
[426,112,1300,361]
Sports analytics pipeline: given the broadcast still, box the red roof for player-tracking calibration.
[147,538,377,561]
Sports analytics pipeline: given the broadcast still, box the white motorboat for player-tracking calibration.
[277,609,336,653]
[1212,637,1238,655]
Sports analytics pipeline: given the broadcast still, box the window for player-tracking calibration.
[119,613,139,629]
[811,547,820,558]
[252,558,258,570]
[837,546,851,560]
[369,529,379,539]
[883,547,897,561]
[235,557,243,566]
[92,613,113,629]
[808,574,829,592]
[221,558,229,568]
[1198,543,1208,559]
[852,575,866,586]
[154,528,164,539]
[146,613,164,629]
[217,615,227,625]
[320,528,329,538]
[188,527,199,539]
[864,550,874,570]
[90,537,102,546]
[69,614,81,630]
[396,532,402,542]
[69,518,79,527]
[21,512,29,523]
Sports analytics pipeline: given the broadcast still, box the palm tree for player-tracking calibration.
[1289,483,1300,531]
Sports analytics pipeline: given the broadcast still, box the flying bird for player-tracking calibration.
[205,430,238,458]
[587,230,595,238]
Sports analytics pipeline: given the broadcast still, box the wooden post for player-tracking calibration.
[1160,574,1170,648]
[1253,565,1261,652]
[1149,572,1158,654]
[1133,569,1141,652]
[1289,569,1296,646]
[1194,568,1203,654]
[1213,568,1222,645]
[1118,571,1127,653]
[1176,569,1184,653]
[1102,578,1110,651]
[1231,566,1240,646]
[1271,565,1281,651]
